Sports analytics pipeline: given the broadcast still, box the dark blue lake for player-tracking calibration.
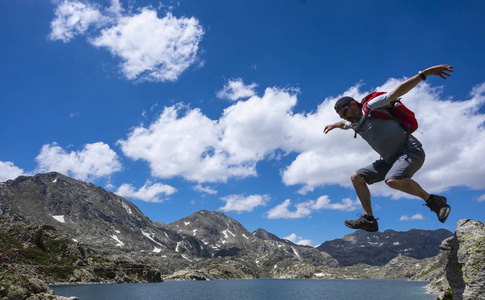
[52,279,436,300]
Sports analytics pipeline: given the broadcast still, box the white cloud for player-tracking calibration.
[478,194,485,202]
[118,87,298,183]
[400,213,425,221]
[49,0,106,42]
[218,87,299,164]
[217,78,257,101]
[311,195,361,211]
[118,104,255,183]
[50,1,204,82]
[297,239,313,246]
[266,196,359,219]
[35,142,122,181]
[193,184,218,195]
[267,199,307,219]
[0,161,24,182]
[91,10,204,82]
[283,233,313,246]
[116,181,176,203]
[219,194,270,213]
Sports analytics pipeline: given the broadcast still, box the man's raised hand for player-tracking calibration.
[425,65,454,79]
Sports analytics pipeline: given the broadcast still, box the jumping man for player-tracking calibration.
[324,65,453,232]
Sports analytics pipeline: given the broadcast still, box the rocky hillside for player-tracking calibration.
[317,228,453,266]
[0,214,161,299]
[0,173,338,278]
[430,219,485,300]
[0,173,216,273]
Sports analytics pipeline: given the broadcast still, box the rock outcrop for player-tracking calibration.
[431,219,485,300]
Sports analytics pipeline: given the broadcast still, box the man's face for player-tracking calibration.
[337,101,361,123]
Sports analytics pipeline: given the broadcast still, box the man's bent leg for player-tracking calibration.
[384,147,450,223]
[351,172,374,216]
[345,173,379,232]
[384,147,427,199]
[386,178,450,223]
[385,178,429,200]
[347,161,388,232]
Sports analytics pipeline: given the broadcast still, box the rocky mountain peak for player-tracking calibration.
[252,228,298,246]
[1,172,151,244]
[170,209,258,254]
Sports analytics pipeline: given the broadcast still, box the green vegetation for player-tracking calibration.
[439,287,452,300]
[38,266,76,280]
[93,268,117,280]
[0,233,21,249]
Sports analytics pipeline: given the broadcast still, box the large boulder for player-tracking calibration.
[437,219,485,300]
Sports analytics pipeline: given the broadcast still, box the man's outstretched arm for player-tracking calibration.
[389,65,454,102]
[324,120,349,134]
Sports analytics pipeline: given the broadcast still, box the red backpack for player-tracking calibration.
[361,92,418,133]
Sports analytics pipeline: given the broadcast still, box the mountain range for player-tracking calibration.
[0,172,452,279]
[317,227,452,266]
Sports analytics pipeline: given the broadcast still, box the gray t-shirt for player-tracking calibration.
[347,93,422,160]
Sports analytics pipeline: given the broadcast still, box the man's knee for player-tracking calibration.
[351,172,365,184]
[385,178,400,189]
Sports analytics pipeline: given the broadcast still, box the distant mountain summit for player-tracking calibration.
[253,228,296,245]
[317,228,453,266]
[170,210,257,254]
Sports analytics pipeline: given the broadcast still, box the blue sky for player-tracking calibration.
[1,0,484,246]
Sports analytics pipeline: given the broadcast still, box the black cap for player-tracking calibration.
[334,96,355,112]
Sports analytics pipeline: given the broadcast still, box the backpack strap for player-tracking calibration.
[403,123,412,156]
[357,92,418,156]
[362,101,392,119]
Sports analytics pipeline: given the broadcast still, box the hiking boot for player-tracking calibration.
[425,194,451,223]
[344,215,379,232]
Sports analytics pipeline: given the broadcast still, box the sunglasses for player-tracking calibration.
[339,102,352,119]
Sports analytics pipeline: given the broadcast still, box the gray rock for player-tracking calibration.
[27,278,49,294]
[436,219,485,300]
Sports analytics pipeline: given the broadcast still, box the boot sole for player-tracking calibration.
[439,206,451,223]
[344,221,379,232]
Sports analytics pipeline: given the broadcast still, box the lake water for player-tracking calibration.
[52,279,436,300]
